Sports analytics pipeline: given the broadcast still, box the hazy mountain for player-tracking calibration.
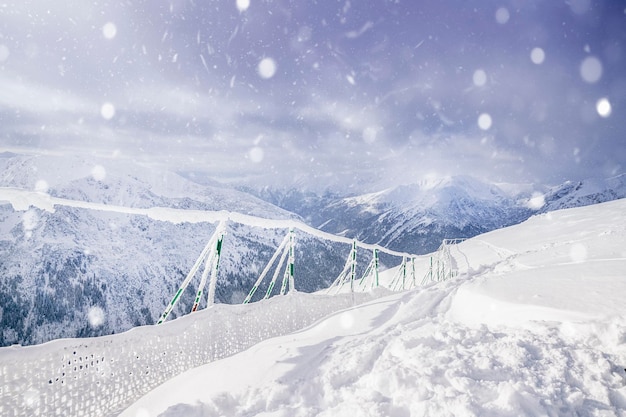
[251,175,626,254]
[250,176,533,254]
[0,154,347,347]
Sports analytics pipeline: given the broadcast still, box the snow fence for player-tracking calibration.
[0,291,377,417]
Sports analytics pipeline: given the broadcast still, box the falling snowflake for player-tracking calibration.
[102,22,117,40]
[362,126,379,143]
[35,179,49,193]
[258,57,277,79]
[596,98,612,118]
[236,0,250,12]
[530,47,545,65]
[473,69,487,87]
[22,209,39,239]
[495,7,510,24]
[248,146,264,163]
[477,113,492,130]
[23,388,41,409]
[88,306,106,328]
[101,102,116,120]
[339,311,355,329]
[569,243,588,263]
[0,44,9,62]
[580,56,602,83]
[91,165,107,181]
[568,0,591,15]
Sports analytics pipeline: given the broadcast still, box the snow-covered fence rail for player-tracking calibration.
[0,187,416,259]
[0,292,377,417]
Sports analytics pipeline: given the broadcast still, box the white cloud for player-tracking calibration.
[0,74,95,115]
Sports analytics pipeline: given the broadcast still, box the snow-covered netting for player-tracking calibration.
[0,291,383,417]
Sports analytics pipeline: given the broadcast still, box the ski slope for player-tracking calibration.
[120,199,626,417]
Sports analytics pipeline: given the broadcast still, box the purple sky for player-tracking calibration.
[0,0,624,191]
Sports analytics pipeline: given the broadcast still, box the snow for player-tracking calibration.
[597,98,612,118]
[117,198,626,417]
[473,69,487,87]
[478,112,493,130]
[2,193,625,416]
[530,47,546,65]
[580,56,603,83]
[102,22,117,40]
[258,58,277,79]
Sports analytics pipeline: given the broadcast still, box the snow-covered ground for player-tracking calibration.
[120,198,626,417]
[2,197,625,417]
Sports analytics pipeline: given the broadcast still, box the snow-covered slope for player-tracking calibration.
[0,153,359,347]
[540,174,626,213]
[120,198,626,417]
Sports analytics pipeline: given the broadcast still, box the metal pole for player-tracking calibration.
[285,228,295,294]
[350,240,357,293]
[374,249,379,288]
[243,232,290,304]
[157,226,219,324]
[206,233,224,308]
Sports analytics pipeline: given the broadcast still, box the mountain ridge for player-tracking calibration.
[249,173,626,253]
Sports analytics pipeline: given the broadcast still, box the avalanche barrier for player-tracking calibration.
[0,291,380,417]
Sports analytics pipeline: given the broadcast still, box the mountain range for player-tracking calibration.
[249,173,626,253]
[0,152,624,346]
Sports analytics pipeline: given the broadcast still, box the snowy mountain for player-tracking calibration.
[0,153,299,217]
[251,176,532,254]
[0,153,351,347]
[252,174,626,254]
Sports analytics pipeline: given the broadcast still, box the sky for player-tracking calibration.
[0,0,624,192]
